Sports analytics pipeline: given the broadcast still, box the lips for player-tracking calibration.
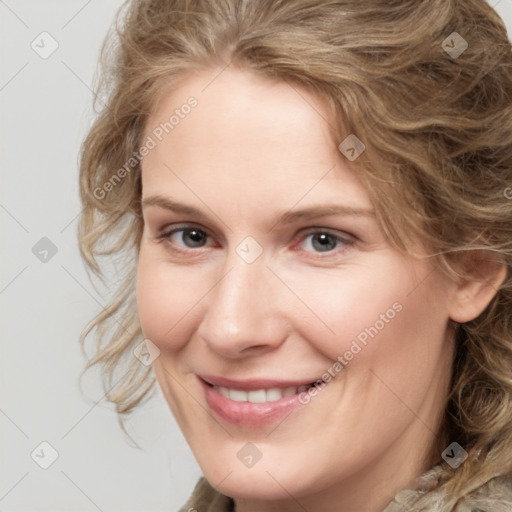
[198,374,325,427]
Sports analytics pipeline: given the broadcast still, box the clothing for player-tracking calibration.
[178,464,512,512]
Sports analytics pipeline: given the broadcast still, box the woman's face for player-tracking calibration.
[137,67,459,510]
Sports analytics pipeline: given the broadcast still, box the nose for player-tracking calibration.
[196,246,289,358]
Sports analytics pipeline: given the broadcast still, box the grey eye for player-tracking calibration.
[305,233,340,252]
[173,228,208,248]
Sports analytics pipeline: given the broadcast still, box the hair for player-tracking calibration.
[78,0,512,509]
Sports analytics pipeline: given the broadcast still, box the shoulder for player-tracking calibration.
[456,472,512,512]
[385,465,512,512]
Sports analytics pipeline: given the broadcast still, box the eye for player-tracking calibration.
[159,225,212,249]
[299,230,353,254]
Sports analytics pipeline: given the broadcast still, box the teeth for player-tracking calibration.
[248,389,266,403]
[229,389,248,402]
[266,388,284,402]
[214,385,311,402]
[218,387,230,398]
[283,386,296,397]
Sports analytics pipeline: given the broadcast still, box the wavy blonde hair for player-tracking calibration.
[78,0,512,508]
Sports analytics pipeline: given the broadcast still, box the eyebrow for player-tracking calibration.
[141,195,375,226]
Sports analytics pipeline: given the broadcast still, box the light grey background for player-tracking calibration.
[1,1,511,511]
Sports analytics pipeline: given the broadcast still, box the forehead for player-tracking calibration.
[145,67,336,152]
[141,67,372,212]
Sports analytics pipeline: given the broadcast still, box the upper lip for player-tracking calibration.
[198,374,322,390]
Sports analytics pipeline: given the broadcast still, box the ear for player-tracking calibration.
[449,251,507,323]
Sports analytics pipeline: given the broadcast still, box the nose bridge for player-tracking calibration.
[211,247,268,327]
[198,245,284,356]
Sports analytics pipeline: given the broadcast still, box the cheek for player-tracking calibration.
[331,265,454,420]
[366,278,453,395]
[283,261,414,359]
[136,249,208,349]
[286,259,451,388]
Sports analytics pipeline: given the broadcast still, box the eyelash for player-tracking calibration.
[156,223,355,257]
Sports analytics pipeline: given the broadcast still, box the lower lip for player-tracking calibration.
[199,377,306,427]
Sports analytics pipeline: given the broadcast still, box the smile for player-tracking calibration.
[198,375,325,427]
[211,383,318,403]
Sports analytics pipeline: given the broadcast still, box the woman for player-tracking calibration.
[78,1,512,510]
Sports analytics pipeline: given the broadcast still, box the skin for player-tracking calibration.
[136,67,504,512]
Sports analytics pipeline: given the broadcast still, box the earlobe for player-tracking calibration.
[449,253,507,324]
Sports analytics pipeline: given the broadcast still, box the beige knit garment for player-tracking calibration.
[178,464,512,512]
